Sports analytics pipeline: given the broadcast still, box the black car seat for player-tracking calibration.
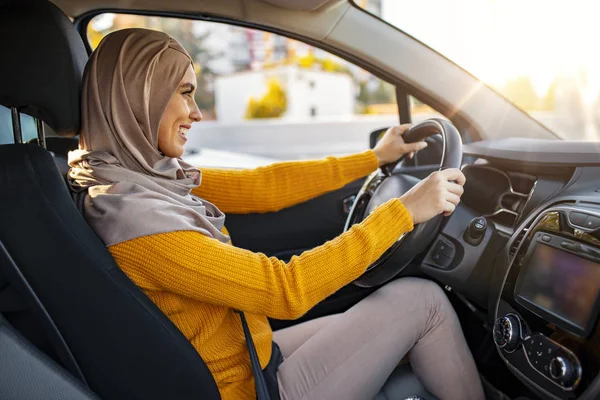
[0,0,220,398]
[0,292,100,399]
[43,136,80,177]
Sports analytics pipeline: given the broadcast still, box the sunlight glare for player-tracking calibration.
[383,0,600,96]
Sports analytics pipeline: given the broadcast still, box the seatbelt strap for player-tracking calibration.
[238,311,271,400]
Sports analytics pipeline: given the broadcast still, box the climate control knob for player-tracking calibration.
[493,314,521,351]
[549,356,579,387]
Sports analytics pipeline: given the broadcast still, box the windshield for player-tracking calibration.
[358,0,600,141]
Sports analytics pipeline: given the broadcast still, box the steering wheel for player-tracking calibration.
[343,118,463,287]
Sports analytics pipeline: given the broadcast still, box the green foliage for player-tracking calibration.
[245,80,288,119]
[357,80,396,113]
[372,81,395,103]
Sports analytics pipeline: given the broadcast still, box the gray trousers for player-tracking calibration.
[273,278,485,400]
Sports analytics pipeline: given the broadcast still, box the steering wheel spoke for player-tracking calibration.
[344,118,463,287]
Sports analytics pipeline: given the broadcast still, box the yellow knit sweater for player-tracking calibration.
[108,150,414,399]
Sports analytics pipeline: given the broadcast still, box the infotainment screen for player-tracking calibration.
[515,243,600,334]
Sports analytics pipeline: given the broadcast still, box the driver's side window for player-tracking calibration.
[87,14,444,168]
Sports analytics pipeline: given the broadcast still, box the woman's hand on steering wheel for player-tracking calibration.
[399,168,466,224]
[373,124,428,166]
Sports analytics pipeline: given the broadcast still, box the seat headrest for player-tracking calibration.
[0,0,88,137]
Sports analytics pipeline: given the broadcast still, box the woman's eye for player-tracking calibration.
[182,91,193,98]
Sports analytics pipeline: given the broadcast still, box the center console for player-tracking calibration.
[495,204,600,399]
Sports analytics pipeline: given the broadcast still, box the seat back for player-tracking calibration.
[0,1,220,398]
[44,136,80,176]
[0,308,100,399]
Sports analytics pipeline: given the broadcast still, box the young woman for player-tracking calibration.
[69,28,483,400]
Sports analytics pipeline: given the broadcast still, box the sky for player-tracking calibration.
[381,0,600,98]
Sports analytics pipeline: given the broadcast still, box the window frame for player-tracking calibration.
[74,9,472,139]
[73,10,468,130]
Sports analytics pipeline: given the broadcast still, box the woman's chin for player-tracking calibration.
[158,148,185,159]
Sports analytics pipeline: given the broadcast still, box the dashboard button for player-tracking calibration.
[430,240,455,269]
[561,241,580,252]
[541,234,551,242]
[569,212,588,226]
[434,254,452,269]
[523,333,582,388]
[584,215,600,230]
[439,242,455,258]
[493,315,521,351]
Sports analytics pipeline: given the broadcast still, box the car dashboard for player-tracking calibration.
[414,138,600,400]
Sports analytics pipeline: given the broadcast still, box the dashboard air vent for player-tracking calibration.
[509,228,528,258]
[462,166,537,229]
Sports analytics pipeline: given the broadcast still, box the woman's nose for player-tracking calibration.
[190,107,202,122]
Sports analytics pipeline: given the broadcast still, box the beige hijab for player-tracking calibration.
[68,28,229,246]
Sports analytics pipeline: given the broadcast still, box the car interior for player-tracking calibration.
[1,0,600,399]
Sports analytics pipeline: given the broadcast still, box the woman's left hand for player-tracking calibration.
[372,124,428,167]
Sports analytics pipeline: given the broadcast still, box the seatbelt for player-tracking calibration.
[238,311,271,400]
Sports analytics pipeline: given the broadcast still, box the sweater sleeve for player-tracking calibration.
[109,199,413,320]
[191,150,379,214]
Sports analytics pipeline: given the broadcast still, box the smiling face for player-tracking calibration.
[157,65,202,158]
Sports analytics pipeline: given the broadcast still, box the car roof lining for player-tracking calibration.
[259,0,340,11]
[53,0,345,19]
[53,0,349,42]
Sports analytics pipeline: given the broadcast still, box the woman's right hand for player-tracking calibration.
[399,168,466,224]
